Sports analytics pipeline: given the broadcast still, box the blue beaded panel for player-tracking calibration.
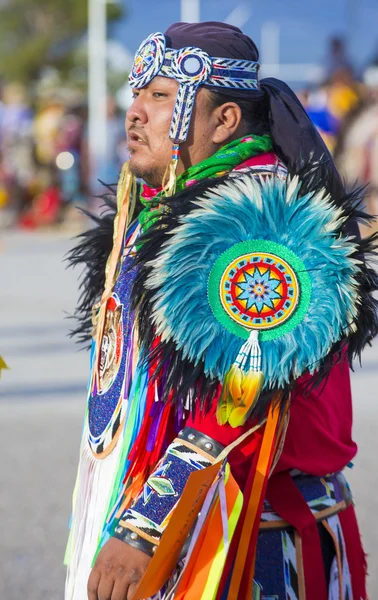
[88,257,137,438]
[131,453,198,526]
[120,440,213,539]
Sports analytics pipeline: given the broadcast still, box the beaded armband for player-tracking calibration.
[114,427,224,556]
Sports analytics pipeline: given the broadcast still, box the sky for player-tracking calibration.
[110,0,378,79]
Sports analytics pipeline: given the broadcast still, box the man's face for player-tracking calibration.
[125,76,219,187]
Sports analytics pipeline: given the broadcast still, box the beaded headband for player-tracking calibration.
[129,32,260,144]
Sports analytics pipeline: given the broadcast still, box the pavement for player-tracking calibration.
[0,229,377,600]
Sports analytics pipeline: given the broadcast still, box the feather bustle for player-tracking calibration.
[67,161,378,424]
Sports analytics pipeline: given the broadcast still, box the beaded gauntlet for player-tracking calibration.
[114,427,223,556]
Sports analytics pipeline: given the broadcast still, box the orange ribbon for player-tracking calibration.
[227,402,280,599]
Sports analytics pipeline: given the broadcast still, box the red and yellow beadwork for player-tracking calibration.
[219,252,299,331]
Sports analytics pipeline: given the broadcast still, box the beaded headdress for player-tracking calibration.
[129,31,260,192]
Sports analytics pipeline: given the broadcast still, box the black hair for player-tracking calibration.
[207,89,270,136]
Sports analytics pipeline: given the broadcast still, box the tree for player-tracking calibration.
[0,0,123,83]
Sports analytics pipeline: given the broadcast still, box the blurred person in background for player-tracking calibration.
[302,85,340,152]
[335,58,378,232]
[0,82,34,226]
[327,66,360,124]
[325,36,354,80]
[33,94,65,168]
[23,92,88,228]
[88,96,127,204]
[55,102,88,221]
[304,36,360,153]
[22,93,66,227]
[97,97,126,187]
[65,22,378,600]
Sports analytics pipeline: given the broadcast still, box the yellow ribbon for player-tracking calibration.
[0,356,9,378]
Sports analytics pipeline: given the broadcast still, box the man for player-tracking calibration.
[66,22,377,600]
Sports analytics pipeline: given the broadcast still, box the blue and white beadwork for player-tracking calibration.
[129,32,166,89]
[128,31,260,144]
[87,258,138,456]
[169,84,198,145]
[118,438,214,544]
[171,46,212,85]
[162,47,260,90]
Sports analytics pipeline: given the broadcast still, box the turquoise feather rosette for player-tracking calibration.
[144,174,360,392]
[68,167,378,422]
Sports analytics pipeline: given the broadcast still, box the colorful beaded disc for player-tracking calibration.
[171,46,212,85]
[98,294,124,395]
[129,32,165,88]
[220,251,298,329]
[208,240,312,342]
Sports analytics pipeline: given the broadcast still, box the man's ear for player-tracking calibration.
[212,102,243,145]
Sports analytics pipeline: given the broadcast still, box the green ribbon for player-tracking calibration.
[138,133,273,233]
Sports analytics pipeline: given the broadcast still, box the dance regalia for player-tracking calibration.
[65,25,378,600]
[65,139,377,600]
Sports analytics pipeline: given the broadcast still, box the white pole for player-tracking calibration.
[88,0,108,188]
[260,21,281,78]
[181,0,200,23]
[224,3,252,29]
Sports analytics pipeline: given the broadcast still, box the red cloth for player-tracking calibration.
[339,505,368,599]
[275,356,357,475]
[266,472,328,600]
[187,402,256,491]
[233,151,280,170]
[185,150,357,478]
[187,355,357,487]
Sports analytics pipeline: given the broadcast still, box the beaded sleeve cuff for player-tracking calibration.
[113,427,224,556]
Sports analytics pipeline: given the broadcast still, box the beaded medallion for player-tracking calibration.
[98,294,124,394]
[208,240,311,342]
[87,259,138,457]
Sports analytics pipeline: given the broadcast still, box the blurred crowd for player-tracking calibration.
[0,83,127,229]
[299,36,378,230]
[0,35,378,230]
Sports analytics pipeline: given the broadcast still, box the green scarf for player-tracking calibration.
[138,133,273,232]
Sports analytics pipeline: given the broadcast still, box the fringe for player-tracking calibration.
[65,424,127,599]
